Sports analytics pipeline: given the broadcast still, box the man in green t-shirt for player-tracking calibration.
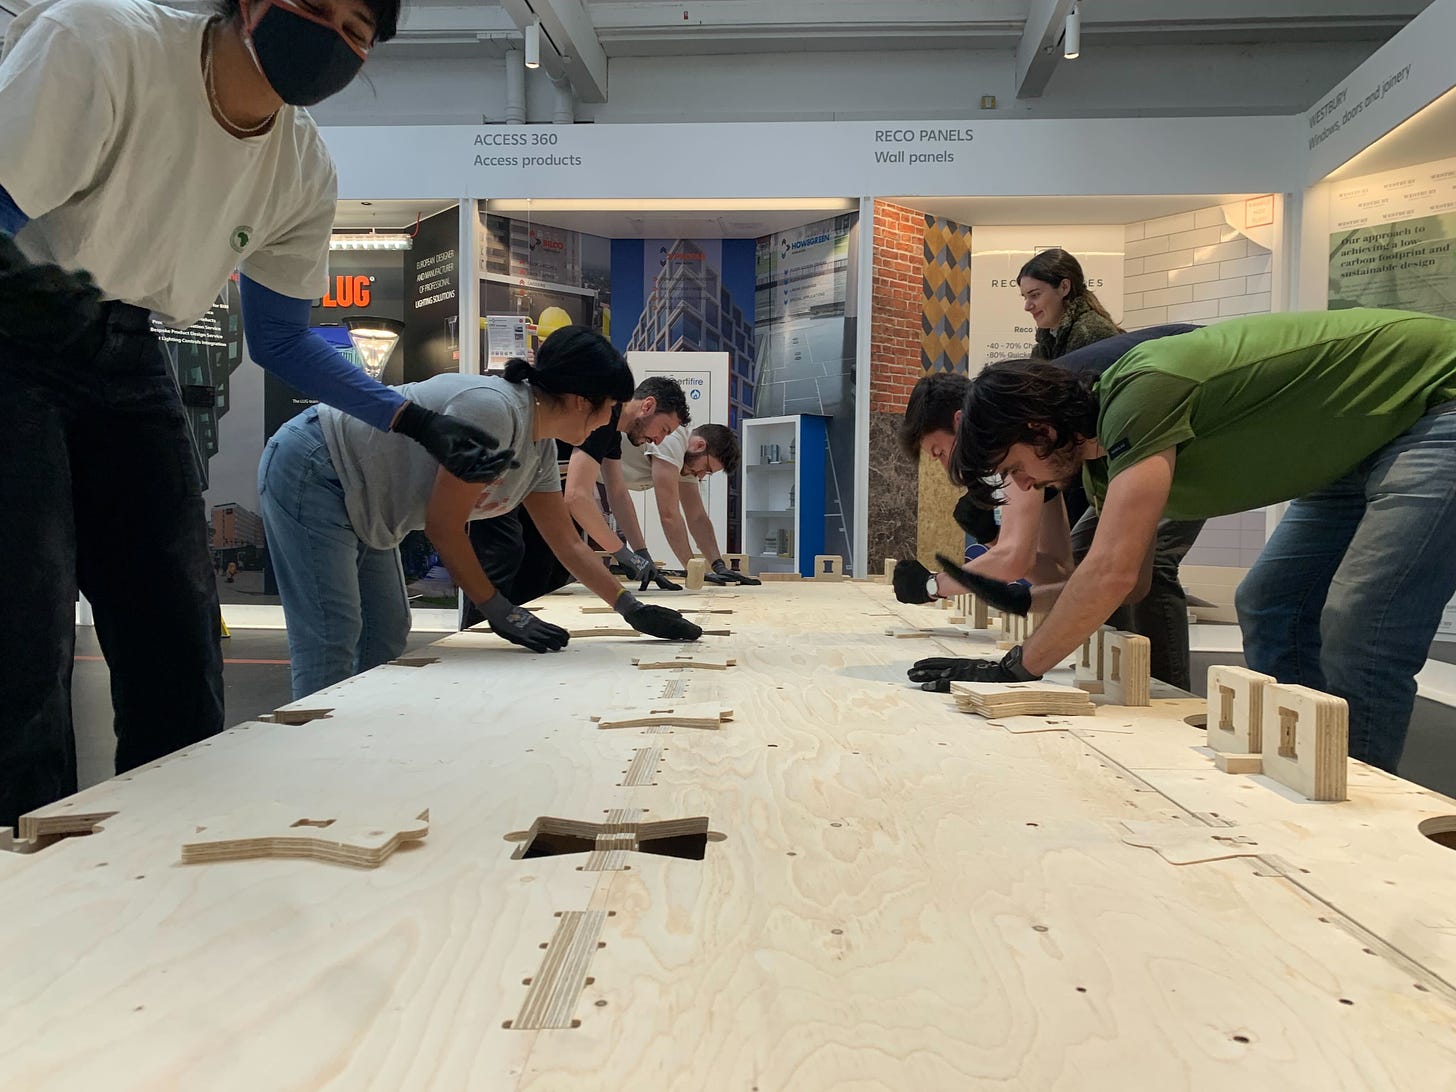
[912,308,1456,773]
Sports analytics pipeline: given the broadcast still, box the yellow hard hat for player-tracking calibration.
[535,306,572,343]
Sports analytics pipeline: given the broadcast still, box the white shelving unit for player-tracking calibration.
[740,414,826,577]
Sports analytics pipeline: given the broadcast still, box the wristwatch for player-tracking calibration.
[926,575,944,601]
[1002,644,1042,682]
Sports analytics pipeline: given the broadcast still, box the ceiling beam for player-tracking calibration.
[499,0,608,104]
[1015,0,1076,100]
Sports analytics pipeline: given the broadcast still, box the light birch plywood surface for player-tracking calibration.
[2,582,1456,1090]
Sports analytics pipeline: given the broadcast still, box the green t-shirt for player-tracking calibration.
[1083,309,1456,519]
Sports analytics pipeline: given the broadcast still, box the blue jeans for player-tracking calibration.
[259,409,411,700]
[1236,404,1456,772]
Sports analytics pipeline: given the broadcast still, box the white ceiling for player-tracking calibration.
[333,199,458,230]
[1323,84,1456,183]
[892,194,1258,226]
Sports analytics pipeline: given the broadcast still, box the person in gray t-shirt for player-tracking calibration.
[260,327,703,699]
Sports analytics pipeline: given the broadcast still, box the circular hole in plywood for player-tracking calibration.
[1184,714,1207,729]
[1418,816,1456,850]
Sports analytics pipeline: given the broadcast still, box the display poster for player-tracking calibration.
[485,314,531,369]
[152,278,242,492]
[968,225,1126,372]
[403,205,462,383]
[1327,154,1456,319]
[478,211,610,357]
[754,213,858,567]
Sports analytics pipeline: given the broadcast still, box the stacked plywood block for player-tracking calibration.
[949,680,1097,718]
[1072,626,1151,706]
[1203,665,1349,801]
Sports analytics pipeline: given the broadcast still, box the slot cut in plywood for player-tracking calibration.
[1260,683,1349,802]
[508,910,607,1031]
[722,554,751,576]
[1075,626,1110,694]
[619,746,665,786]
[181,804,430,868]
[508,812,720,871]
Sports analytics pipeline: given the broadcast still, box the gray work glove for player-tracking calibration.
[479,593,569,653]
[614,590,702,641]
[704,559,761,586]
[614,546,682,591]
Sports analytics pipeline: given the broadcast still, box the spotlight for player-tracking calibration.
[524,21,540,69]
[1064,4,1080,59]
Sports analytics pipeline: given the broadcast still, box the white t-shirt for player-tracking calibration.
[618,425,689,492]
[0,0,336,326]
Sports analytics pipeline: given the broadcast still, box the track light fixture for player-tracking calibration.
[524,21,540,69]
[1064,3,1081,59]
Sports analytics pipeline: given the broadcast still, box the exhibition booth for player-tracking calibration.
[189,0,1453,644]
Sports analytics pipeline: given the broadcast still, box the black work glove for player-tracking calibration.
[615,546,682,591]
[615,591,702,641]
[704,559,761,586]
[480,593,570,653]
[934,553,1032,616]
[392,402,517,484]
[908,646,1041,692]
[0,234,103,351]
[893,559,936,605]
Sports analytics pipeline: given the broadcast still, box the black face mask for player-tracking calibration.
[247,3,365,107]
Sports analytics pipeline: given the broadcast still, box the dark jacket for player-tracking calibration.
[1033,296,1121,360]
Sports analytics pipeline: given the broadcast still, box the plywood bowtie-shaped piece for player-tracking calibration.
[1206,665,1276,767]
[591,704,734,730]
[633,655,736,671]
[813,555,844,581]
[181,804,430,868]
[1102,630,1151,707]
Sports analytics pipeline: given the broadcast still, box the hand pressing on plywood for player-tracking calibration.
[908,646,1041,692]
[615,591,702,641]
[480,593,570,653]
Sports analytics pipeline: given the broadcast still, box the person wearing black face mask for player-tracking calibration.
[0,0,516,830]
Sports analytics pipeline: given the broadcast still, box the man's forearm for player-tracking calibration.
[686,513,722,565]
[1020,557,1138,675]
[658,514,696,568]
[608,484,647,551]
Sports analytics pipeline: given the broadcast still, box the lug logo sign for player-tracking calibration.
[322,275,373,308]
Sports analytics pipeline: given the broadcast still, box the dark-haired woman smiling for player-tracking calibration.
[261,327,702,698]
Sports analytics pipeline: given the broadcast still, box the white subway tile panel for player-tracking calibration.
[1166,300,1222,322]
[1218,291,1272,317]
[1125,235,1171,260]
[1143,285,1194,308]
[1245,272,1272,293]
[1124,257,1145,276]
[1193,278,1249,302]
[1166,264,1224,288]
[1123,306,1169,329]
[1126,271,1172,294]
[1195,206,1228,229]
[1169,225,1227,251]
[1145,211,1200,237]
[1123,292,1144,311]
[1220,253,1273,279]
[1125,221,1146,242]
[1143,248,1196,274]
[1192,239,1249,265]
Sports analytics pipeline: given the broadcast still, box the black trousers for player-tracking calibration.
[460,506,575,629]
[0,304,224,827]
